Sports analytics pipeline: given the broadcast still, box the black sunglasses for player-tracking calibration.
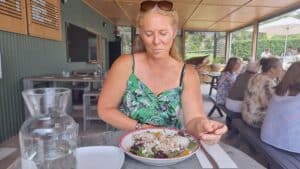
[140,0,173,12]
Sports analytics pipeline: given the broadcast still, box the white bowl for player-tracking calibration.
[119,128,199,166]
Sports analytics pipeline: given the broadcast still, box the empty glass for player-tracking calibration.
[20,88,78,169]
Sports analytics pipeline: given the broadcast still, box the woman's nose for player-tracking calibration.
[152,35,160,45]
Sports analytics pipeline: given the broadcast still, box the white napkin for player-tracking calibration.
[196,148,213,168]
[197,141,238,168]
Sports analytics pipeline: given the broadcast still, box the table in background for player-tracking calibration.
[202,72,220,96]
[23,74,103,119]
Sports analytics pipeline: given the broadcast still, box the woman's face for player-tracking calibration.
[139,12,176,58]
[233,59,242,72]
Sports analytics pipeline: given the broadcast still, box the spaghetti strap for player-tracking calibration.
[132,53,135,73]
[179,64,186,87]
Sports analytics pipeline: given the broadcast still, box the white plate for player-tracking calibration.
[119,128,199,166]
[76,146,125,169]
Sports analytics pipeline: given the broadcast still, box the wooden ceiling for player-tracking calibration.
[83,0,300,32]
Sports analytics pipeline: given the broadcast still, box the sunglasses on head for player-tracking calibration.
[140,0,173,12]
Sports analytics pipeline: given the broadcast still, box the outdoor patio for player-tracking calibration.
[0,0,300,169]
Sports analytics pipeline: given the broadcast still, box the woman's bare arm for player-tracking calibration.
[181,65,227,143]
[98,55,138,131]
[181,65,208,134]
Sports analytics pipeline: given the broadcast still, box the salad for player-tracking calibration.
[129,129,198,158]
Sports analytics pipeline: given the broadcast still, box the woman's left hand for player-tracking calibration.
[196,119,228,144]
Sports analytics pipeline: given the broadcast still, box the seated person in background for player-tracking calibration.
[216,57,242,105]
[261,61,300,153]
[242,57,283,128]
[261,48,272,58]
[225,61,259,112]
[98,1,227,144]
[285,46,294,56]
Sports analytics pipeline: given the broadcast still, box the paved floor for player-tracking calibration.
[0,84,267,169]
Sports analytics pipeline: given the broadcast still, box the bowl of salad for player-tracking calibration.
[119,128,199,166]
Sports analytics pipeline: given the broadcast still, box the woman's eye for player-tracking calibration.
[160,32,168,36]
[145,32,153,37]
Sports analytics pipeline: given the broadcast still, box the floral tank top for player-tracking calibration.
[121,55,185,129]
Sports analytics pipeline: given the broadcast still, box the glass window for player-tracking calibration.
[257,8,300,69]
[184,31,226,63]
[230,26,253,61]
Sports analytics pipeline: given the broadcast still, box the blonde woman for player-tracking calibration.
[98,0,227,144]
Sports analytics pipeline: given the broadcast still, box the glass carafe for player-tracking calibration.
[19,88,78,169]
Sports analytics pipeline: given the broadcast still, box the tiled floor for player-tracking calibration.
[0,84,267,169]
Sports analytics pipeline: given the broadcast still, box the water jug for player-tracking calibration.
[19,88,78,169]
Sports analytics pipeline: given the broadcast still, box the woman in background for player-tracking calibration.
[216,57,242,105]
[225,61,259,112]
[261,61,300,153]
[242,57,283,128]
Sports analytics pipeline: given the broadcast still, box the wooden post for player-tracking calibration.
[213,32,217,59]
[225,32,231,62]
[252,22,259,61]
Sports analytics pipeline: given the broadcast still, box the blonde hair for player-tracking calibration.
[135,5,182,61]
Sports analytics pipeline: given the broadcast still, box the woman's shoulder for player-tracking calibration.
[112,54,132,66]
[109,54,135,76]
[184,64,199,78]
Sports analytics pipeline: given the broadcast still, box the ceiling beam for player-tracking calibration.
[181,0,204,28]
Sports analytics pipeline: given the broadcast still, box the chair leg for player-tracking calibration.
[216,107,223,117]
[208,105,216,117]
[83,95,87,132]
[208,86,213,96]
[225,117,232,129]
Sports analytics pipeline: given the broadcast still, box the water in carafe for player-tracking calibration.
[20,88,78,169]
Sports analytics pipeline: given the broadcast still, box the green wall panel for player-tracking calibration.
[0,0,115,142]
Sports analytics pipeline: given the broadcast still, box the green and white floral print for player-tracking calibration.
[121,73,183,129]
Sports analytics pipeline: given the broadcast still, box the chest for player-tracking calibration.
[135,69,182,95]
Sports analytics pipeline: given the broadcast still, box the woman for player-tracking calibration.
[225,61,258,112]
[98,0,227,144]
[261,61,300,153]
[242,57,283,128]
[216,57,242,105]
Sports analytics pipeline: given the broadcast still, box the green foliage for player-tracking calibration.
[212,57,226,64]
[231,40,252,60]
[231,37,300,59]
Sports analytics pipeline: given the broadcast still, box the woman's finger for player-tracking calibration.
[214,125,228,135]
[200,133,221,141]
[200,135,221,144]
